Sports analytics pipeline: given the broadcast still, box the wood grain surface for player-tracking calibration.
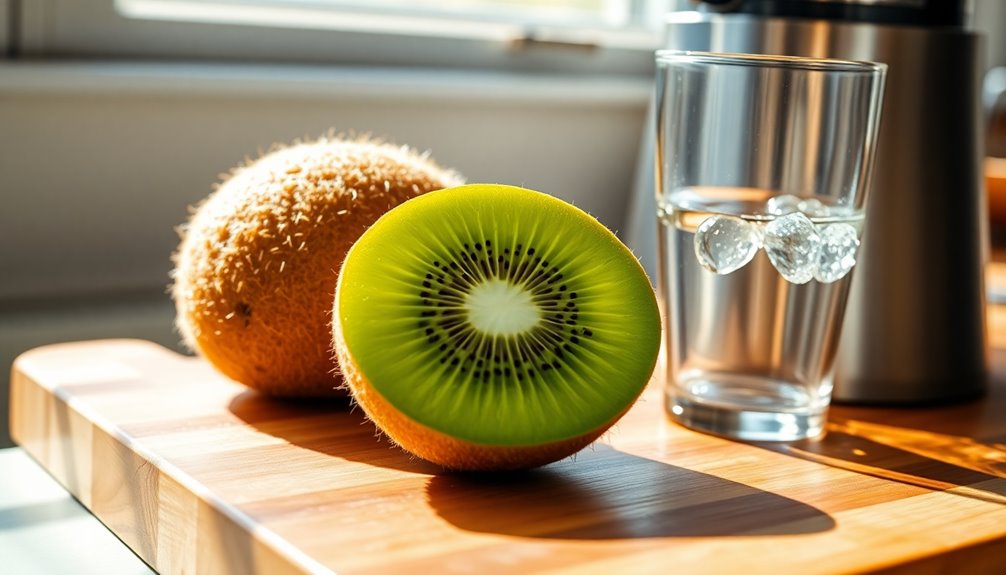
[9,331,1006,574]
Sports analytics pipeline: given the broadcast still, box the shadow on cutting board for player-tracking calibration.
[758,355,1006,504]
[759,420,1006,506]
[425,444,835,539]
[227,390,442,474]
[229,392,835,538]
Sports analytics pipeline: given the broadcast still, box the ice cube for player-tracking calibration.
[766,194,801,216]
[814,223,860,283]
[694,215,760,275]
[763,212,822,284]
[797,197,830,218]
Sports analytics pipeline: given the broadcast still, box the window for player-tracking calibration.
[120,0,663,35]
[13,0,680,75]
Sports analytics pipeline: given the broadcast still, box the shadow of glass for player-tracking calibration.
[227,390,441,475]
[759,423,1006,505]
[754,354,1006,503]
[425,445,835,539]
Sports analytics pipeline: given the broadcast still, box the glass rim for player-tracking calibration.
[656,50,887,74]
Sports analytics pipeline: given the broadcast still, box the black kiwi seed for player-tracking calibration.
[414,237,593,383]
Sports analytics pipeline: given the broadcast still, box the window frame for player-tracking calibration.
[13,0,669,76]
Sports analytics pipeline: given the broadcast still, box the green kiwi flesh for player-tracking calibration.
[335,184,661,446]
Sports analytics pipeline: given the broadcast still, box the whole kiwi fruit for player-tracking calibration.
[172,136,463,396]
[332,184,661,470]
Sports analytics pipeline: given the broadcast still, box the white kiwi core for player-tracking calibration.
[463,278,540,336]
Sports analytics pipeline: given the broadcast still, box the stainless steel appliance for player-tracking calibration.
[628,0,988,403]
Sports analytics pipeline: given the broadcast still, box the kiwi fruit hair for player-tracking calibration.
[172,136,463,397]
[332,184,661,471]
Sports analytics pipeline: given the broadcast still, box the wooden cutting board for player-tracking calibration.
[9,338,1006,575]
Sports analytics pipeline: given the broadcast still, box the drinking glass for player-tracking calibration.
[656,51,886,441]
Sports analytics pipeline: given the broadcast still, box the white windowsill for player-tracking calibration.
[0,60,651,104]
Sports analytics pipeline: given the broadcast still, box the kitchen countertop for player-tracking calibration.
[0,447,153,574]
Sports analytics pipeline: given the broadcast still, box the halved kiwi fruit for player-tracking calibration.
[332,184,660,471]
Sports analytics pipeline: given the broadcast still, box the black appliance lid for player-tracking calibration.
[695,0,971,27]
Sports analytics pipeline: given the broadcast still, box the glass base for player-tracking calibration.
[666,378,827,441]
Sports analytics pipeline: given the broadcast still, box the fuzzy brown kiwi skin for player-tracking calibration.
[172,136,463,397]
[331,312,637,471]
